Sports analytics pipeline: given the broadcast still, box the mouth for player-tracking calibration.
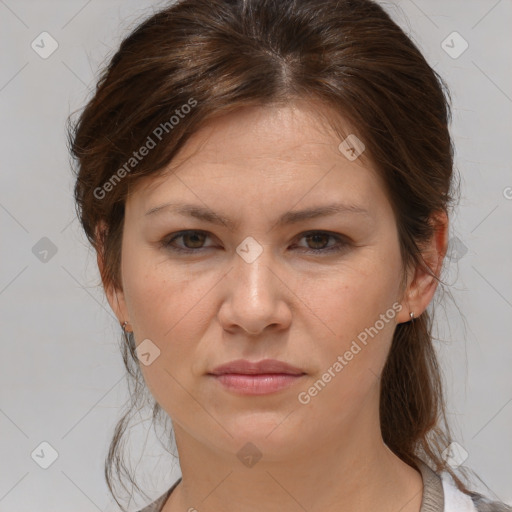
[208,359,306,395]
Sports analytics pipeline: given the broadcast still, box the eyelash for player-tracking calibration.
[160,230,350,255]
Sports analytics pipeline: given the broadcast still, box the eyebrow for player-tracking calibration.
[144,202,370,230]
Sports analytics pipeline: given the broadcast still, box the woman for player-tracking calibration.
[68,0,511,511]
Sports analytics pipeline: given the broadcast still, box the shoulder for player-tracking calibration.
[469,493,512,512]
[136,478,181,512]
[440,471,512,512]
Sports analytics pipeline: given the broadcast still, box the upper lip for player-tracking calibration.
[209,359,305,375]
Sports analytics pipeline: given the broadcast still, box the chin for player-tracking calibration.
[219,410,302,450]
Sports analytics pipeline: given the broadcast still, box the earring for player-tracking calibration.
[409,311,415,321]
[120,320,136,356]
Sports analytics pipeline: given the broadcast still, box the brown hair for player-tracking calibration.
[68,0,470,507]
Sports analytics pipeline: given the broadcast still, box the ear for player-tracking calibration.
[95,221,131,331]
[396,210,449,324]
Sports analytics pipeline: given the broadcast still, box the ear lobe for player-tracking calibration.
[397,210,449,323]
[107,286,129,329]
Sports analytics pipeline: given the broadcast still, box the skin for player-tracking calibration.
[99,99,448,512]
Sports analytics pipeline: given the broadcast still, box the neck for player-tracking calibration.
[163,404,423,512]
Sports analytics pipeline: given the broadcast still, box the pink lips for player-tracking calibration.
[208,359,305,395]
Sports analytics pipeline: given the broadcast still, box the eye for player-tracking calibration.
[161,230,214,252]
[294,231,349,254]
[160,230,350,255]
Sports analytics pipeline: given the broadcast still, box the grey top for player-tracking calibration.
[137,460,511,512]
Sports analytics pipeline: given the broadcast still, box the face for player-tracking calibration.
[105,100,427,462]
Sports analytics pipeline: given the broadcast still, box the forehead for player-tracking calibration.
[126,101,386,220]
[166,100,369,168]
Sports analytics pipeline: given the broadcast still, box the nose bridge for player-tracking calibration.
[217,233,293,334]
[234,235,275,299]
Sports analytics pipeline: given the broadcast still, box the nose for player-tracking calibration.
[217,245,292,336]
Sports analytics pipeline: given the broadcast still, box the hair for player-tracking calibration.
[68,0,472,508]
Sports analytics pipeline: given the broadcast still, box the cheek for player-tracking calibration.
[121,241,200,337]
[300,253,402,340]
[121,249,218,387]
[121,255,207,410]
[297,245,403,390]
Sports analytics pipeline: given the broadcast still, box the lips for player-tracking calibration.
[212,373,303,395]
[208,359,306,395]
[209,358,305,376]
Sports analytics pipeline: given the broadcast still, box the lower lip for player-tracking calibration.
[210,373,305,395]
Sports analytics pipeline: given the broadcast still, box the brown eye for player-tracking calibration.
[304,233,331,250]
[295,231,349,255]
[180,232,207,249]
[161,230,349,256]
[162,230,213,252]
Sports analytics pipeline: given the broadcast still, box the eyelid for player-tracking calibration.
[161,229,351,255]
[162,229,215,248]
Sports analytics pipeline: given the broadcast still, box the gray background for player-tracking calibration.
[0,0,511,510]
